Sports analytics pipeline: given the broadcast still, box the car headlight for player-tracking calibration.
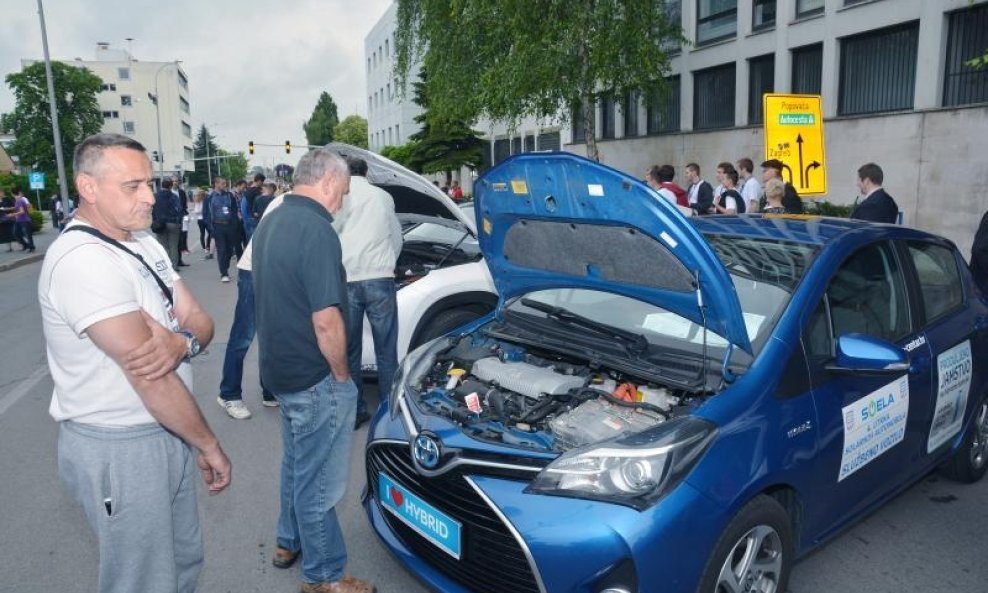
[527,416,717,510]
[389,337,453,420]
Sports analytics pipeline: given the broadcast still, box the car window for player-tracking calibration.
[907,241,963,322]
[827,242,911,343]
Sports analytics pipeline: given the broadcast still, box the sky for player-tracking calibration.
[0,0,392,169]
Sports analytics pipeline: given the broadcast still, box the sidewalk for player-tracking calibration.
[0,214,60,273]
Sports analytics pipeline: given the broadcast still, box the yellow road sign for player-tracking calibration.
[763,94,827,196]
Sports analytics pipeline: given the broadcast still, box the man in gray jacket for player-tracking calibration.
[333,156,403,428]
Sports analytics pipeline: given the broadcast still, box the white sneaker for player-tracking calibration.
[262,398,280,408]
[217,397,251,419]
[220,275,230,283]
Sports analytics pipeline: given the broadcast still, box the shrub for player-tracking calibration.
[805,199,853,218]
[30,209,44,233]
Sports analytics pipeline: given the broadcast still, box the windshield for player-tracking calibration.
[505,236,817,357]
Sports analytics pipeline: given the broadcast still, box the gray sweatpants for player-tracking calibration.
[58,421,203,593]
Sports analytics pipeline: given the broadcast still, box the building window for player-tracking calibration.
[494,138,510,164]
[367,58,371,72]
[623,90,640,137]
[694,63,735,130]
[120,95,132,107]
[748,54,775,125]
[102,111,120,119]
[101,83,117,92]
[510,136,522,154]
[791,43,823,95]
[182,121,192,138]
[117,67,130,80]
[122,121,135,134]
[795,0,824,18]
[385,39,389,57]
[395,124,400,143]
[696,0,737,45]
[662,1,683,53]
[538,130,561,151]
[752,0,775,30]
[646,75,681,134]
[387,83,391,100]
[525,134,536,152]
[178,71,188,91]
[179,97,190,114]
[388,127,393,145]
[943,3,988,107]
[184,147,194,161]
[571,98,588,143]
[600,94,617,139]
[839,22,919,116]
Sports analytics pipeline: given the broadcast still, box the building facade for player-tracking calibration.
[367,0,988,251]
[365,2,423,153]
[24,42,194,180]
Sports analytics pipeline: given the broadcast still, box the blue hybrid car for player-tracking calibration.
[362,153,988,593]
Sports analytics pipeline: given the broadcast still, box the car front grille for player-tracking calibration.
[366,442,542,593]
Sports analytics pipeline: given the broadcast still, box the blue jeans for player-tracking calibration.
[345,278,398,416]
[14,220,34,250]
[220,269,274,402]
[275,375,358,583]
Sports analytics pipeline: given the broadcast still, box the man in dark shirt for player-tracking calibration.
[152,178,183,270]
[850,162,899,224]
[241,173,265,239]
[252,148,374,593]
[684,163,714,215]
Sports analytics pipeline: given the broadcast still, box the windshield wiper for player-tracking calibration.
[519,298,649,356]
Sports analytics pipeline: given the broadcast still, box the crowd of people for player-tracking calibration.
[643,156,899,224]
[39,134,389,593]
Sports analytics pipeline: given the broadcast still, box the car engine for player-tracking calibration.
[410,333,702,452]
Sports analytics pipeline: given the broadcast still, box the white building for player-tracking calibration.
[24,42,194,180]
[365,3,423,152]
[368,1,988,251]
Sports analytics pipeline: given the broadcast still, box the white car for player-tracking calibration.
[325,143,497,372]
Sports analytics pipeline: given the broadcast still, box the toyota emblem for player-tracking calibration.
[413,434,441,469]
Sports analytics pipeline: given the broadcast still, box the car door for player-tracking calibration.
[800,239,931,542]
[902,240,979,466]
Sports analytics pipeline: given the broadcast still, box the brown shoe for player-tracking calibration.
[272,546,300,569]
[300,576,375,593]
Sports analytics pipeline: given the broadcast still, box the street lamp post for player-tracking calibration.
[150,61,180,179]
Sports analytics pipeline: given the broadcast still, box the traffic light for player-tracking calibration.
[285,140,291,154]
[248,141,254,155]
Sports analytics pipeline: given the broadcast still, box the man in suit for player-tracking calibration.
[153,178,183,271]
[760,159,804,214]
[850,162,899,224]
[685,163,714,215]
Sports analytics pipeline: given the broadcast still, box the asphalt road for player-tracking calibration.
[1,243,986,593]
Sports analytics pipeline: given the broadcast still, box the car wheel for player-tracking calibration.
[696,495,793,593]
[940,397,988,484]
[414,308,485,347]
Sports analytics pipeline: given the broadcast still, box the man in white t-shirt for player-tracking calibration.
[39,133,231,593]
[736,157,762,213]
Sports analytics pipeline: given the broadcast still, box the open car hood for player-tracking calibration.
[474,152,752,354]
[324,142,474,233]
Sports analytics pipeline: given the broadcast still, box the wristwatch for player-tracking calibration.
[178,329,201,359]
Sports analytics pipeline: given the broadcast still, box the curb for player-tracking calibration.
[0,252,44,273]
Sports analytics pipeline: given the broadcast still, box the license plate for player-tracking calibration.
[379,473,462,559]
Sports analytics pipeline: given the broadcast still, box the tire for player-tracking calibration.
[414,308,485,347]
[696,495,793,593]
[940,397,988,484]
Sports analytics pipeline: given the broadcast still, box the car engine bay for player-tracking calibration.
[408,332,708,452]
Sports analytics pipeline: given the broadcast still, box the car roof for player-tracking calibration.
[691,214,948,247]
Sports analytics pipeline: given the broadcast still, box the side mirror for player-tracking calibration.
[824,333,910,375]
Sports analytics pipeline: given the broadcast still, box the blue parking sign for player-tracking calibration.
[29,172,45,190]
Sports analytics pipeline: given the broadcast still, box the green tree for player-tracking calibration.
[406,70,485,180]
[214,149,248,184]
[3,61,103,181]
[333,114,369,148]
[395,0,684,161]
[303,92,340,146]
[189,124,220,187]
[380,141,419,169]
